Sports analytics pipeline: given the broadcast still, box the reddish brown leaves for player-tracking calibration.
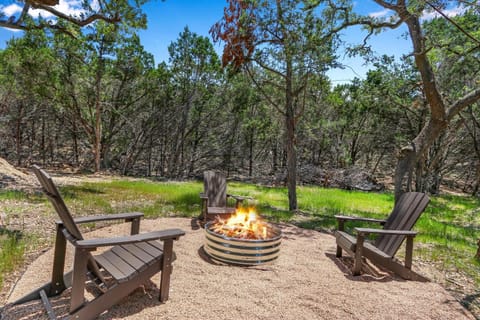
[210,0,257,69]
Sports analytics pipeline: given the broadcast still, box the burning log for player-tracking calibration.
[210,208,272,240]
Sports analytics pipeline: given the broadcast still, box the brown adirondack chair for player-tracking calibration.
[200,171,248,222]
[13,166,185,320]
[335,192,429,281]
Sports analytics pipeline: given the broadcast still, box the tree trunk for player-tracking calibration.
[285,60,297,211]
[72,119,79,166]
[248,131,254,177]
[394,118,446,201]
[94,69,102,172]
[392,6,448,201]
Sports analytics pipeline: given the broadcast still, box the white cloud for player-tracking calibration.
[369,9,391,19]
[421,5,467,21]
[1,4,23,17]
[367,4,467,22]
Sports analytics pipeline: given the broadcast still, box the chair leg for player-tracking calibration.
[49,224,68,296]
[405,235,414,270]
[159,239,174,302]
[202,199,208,223]
[336,220,344,257]
[70,248,89,314]
[130,217,141,235]
[353,234,365,276]
[336,246,342,257]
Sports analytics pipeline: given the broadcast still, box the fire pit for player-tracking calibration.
[204,208,282,266]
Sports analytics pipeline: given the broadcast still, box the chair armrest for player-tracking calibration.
[227,194,252,201]
[200,193,209,200]
[75,228,186,249]
[335,215,386,224]
[354,227,418,236]
[58,212,144,225]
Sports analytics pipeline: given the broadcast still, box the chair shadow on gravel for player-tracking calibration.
[325,252,397,283]
[1,280,165,320]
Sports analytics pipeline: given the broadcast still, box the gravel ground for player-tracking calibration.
[1,217,474,320]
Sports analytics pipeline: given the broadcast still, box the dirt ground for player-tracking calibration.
[0,218,476,320]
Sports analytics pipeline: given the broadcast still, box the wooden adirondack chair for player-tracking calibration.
[335,192,429,281]
[13,166,185,320]
[200,171,248,222]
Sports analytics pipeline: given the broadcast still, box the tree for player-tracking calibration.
[0,28,59,165]
[211,0,345,210]
[166,27,222,176]
[369,1,480,200]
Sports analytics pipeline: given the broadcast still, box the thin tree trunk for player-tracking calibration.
[285,59,297,211]
[94,70,102,172]
[72,119,79,166]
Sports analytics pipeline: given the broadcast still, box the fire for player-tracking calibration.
[211,208,272,240]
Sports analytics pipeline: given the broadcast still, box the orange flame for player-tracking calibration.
[211,208,271,240]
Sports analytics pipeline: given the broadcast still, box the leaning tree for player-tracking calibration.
[368,1,480,200]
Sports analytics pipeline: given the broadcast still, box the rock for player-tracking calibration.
[339,168,384,192]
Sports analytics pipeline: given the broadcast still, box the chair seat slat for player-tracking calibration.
[136,241,163,258]
[97,250,139,282]
[111,246,147,273]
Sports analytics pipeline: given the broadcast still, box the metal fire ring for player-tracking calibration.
[204,221,282,266]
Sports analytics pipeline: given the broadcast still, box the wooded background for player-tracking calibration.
[0,0,479,202]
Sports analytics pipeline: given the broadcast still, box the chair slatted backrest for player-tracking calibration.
[204,171,227,207]
[32,165,83,241]
[375,192,430,257]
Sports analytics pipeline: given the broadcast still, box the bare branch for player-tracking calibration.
[0,0,121,33]
[30,3,121,26]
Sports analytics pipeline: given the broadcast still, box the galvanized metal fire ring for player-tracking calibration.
[204,221,282,266]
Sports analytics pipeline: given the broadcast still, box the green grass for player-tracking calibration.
[61,180,206,218]
[0,190,30,201]
[0,230,25,288]
[1,179,480,294]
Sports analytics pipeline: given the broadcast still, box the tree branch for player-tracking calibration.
[447,88,480,121]
[0,0,121,33]
[425,0,480,46]
[31,3,121,27]
[245,65,285,116]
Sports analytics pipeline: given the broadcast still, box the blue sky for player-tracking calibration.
[0,0,466,82]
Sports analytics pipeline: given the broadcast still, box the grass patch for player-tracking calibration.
[0,230,25,288]
[60,180,206,218]
[0,190,28,201]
